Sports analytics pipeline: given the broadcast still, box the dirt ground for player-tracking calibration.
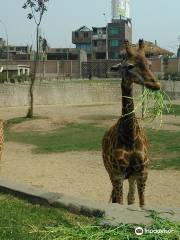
[0,102,180,207]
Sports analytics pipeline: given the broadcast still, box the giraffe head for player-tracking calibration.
[111,39,160,91]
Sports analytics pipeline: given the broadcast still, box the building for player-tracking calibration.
[8,45,32,60]
[72,19,132,60]
[92,27,107,59]
[47,48,87,61]
[177,45,180,58]
[0,38,6,48]
[0,37,7,59]
[0,44,33,60]
[108,18,132,59]
[0,64,30,77]
[72,26,92,59]
[72,0,132,59]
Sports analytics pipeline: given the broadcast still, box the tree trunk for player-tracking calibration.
[26,25,39,118]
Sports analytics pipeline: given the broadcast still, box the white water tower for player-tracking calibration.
[112,0,130,20]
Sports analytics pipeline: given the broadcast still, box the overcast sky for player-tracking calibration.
[0,0,180,53]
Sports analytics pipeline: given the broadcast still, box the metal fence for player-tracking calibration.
[81,58,180,79]
[81,60,120,78]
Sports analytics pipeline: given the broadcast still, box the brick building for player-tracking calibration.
[72,18,132,60]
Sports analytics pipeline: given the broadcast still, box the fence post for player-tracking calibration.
[79,59,82,78]
[56,61,58,77]
[70,60,72,78]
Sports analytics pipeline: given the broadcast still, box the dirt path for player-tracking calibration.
[0,103,180,207]
[1,142,180,208]
[1,102,180,131]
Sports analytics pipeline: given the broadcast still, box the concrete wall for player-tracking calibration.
[0,81,120,107]
[0,80,179,107]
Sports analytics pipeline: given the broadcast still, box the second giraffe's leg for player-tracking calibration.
[112,178,124,204]
[136,173,148,207]
[127,177,136,205]
[0,151,2,173]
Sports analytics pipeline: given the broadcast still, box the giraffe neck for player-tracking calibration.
[118,74,136,149]
[121,79,134,116]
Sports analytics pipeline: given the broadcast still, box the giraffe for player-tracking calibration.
[0,119,4,172]
[102,39,160,207]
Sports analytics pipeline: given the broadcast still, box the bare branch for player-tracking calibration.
[22,0,49,26]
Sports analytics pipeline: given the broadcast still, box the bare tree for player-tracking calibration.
[23,0,49,118]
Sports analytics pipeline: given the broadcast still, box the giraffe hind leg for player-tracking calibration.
[127,177,136,205]
[136,173,148,207]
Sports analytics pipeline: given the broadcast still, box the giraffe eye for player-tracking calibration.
[127,64,134,70]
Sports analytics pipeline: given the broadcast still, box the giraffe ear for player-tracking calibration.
[138,39,145,55]
[138,39,145,50]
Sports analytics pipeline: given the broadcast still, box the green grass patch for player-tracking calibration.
[68,79,120,84]
[164,104,180,116]
[0,193,95,240]
[0,194,179,240]
[5,119,180,170]
[5,122,106,153]
[5,116,47,130]
[76,103,115,108]
[146,129,180,170]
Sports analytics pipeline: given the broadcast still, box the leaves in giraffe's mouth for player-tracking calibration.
[122,89,172,127]
[138,88,172,125]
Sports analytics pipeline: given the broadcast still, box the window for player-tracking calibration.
[93,40,97,47]
[93,28,97,34]
[112,52,119,59]
[75,32,79,38]
[109,28,119,35]
[111,40,119,47]
[84,32,88,38]
[102,28,106,34]
[76,44,91,52]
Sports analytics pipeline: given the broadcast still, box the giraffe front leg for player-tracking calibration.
[112,178,124,204]
[127,177,136,205]
[136,173,148,207]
